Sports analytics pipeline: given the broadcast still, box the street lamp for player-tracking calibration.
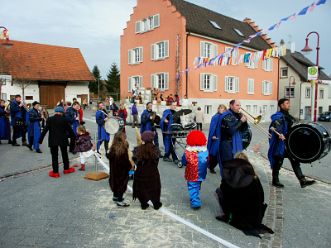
[301,31,320,122]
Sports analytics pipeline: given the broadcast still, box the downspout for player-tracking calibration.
[185,32,189,98]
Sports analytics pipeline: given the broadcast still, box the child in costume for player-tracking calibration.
[182,130,209,209]
[74,125,94,171]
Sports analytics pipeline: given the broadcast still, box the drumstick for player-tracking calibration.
[270,127,284,139]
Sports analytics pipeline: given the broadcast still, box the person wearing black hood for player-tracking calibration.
[215,152,274,238]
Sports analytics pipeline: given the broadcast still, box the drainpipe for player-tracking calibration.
[185,32,189,98]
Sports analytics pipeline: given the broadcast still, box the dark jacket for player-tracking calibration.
[65,107,77,124]
[39,114,75,147]
[74,133,93,153]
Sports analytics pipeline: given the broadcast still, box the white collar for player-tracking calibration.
[185,146,207,152]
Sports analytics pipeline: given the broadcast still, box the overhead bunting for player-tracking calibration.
[176,0,327,77]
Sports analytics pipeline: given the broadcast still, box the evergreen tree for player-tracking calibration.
[106,63,120,101]
[90,65,101,95]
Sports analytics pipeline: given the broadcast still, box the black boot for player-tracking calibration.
[300,178,316,188]
[272,168,284,188]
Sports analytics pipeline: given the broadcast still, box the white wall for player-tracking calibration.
[65,82,89,103]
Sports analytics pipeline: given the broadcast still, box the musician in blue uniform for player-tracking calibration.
[66,101,80,153]
[140,102,159,149]
[10,95,28,146]
[160,104,179,164]
[96,102,110,154]
[0,100,11,144]
[268,98,315,188]
[207,104,227,174]
[27,101,42,153]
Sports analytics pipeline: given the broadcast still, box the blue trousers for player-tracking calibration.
[187,181,202,208]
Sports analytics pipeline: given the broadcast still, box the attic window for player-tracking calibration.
[209,20,222,30]
[234,28,244,37]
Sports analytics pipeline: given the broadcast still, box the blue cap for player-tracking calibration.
[54,106,64,113]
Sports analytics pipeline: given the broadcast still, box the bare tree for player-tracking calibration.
[12,79,33,102]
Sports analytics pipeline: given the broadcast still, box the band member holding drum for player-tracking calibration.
[207,104,227,174]
[10,94,28,146]
[27,101,42,153]
[140,102,159,150]
[160,104,179,164]
[268,98,315,188]
[218,100,247,175]
[96,103,110,155]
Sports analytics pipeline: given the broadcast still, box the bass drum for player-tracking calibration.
[104,117,125,135]
[286,123,331,163]
[170,123,186,138]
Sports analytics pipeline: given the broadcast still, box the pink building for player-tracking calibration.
[121,0,279,121]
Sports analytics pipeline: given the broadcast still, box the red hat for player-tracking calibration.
[186,130,207,146]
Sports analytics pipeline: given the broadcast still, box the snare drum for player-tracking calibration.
[286,123,331,163]
[104,117,125,135]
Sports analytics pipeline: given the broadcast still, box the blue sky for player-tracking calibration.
[1,0,330,78]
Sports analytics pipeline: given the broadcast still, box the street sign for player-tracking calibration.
[308,66,319,80]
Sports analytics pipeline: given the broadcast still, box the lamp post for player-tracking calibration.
[301,31,320,122]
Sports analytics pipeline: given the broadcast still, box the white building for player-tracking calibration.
[0,40,94,107]
[279,50,331,121]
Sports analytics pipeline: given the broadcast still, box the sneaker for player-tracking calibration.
[49,171,60,178]
[116,201,130,207]
[63,167,75,174]
[163,157,172,162]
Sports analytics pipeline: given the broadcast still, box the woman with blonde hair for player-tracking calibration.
[107,131,132,207]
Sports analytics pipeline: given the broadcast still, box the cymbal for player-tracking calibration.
[174,109,192,117]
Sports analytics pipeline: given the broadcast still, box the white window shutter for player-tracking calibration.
[128,78,132,92]
[139,76,143,87]
[139,47,143,62]
[128,50,132,65]
[200,74,204,90]
[152,74,158,89]
[151,44,155,60]
[135,21,141,33]
[269,82,272,95]
[262,81,266,95]
[235,77,239,93]
[200,42,205,57]
[224,77,229,92]
[164,73,169,90]
[213,74,218,91]
[165,41,169,57]
[213,44,218,58]
[153,14,160,28]
[270,59,273,71]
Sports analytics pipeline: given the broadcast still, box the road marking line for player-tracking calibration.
[94,153,241,248]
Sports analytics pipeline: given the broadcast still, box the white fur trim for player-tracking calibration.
[185,146,208,152]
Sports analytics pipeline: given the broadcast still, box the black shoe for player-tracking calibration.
[272,181,284,188]
[12,143,20,146]
[112,197,120,202]
[300,179,316,188]
[22,142,28,147]
[163,157,172,162]
[209,169,216,174]
[36,149,42,153]
[153,202,162,210]
[216,215,229,222]
[8,140,12,144]
[141,203,149,210]
[28,145,33,151]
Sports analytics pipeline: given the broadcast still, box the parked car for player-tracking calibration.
[318,112,331,122]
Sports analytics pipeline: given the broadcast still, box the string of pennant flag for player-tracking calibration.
[176,0,327,77]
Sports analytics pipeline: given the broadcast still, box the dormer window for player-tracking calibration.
[234,28,244,37]
[209,20,222,30]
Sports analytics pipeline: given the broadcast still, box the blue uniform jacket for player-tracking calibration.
[160,109,174,155]
[96,110,110,142]
[28,108,42,149]
[140,109,153,133]
[207,113,222,157]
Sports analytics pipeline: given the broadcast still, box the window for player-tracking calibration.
[285,87,295,98]
[247,78,254,94]
[25,96,33,100]
[209,20,222,30]
[204,105,212,115]
[253,105,258,115]
[270,105,275,114]
[262,105,268,114]
[319,107,323,114]
[225,76,239,93]
[151,41,169,60]
[151,73,169,91]
[319,89,324,99]
[135,14,160,33]
[128,76,143,92]
[224,47,233,57]
[200,41,218,58]
[200,73,217,92]
[128,47,143,64]
[233,28,244,37]
[263,58,273,71]
[1,93,7,100]
[281,67,288,78]
[246,105,252,113]
[305,87,311,98]
[262,80,272,95]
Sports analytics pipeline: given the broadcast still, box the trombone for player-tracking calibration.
[240,108,272,138]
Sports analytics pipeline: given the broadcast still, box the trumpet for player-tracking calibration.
[240,108,272,138]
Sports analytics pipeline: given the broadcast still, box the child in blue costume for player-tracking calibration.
[182,130,209,209]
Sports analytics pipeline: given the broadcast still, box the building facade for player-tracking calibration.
[279,50,331,121]
[120,0,279,122]
[0,40,94,107]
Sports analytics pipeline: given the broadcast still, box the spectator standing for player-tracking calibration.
[195,107,204,131]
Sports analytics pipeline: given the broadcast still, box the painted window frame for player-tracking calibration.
[135,14,160,34]
[151,40,169,60]
[247,78,255,94]
[128,75,143,92]
[200,73,218,92]
[262,80,273,95]
[225,76,239,93]
[151,72,169,91]
[128,47,143,65]
[263,58,273,72]
[200,41,218,58]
